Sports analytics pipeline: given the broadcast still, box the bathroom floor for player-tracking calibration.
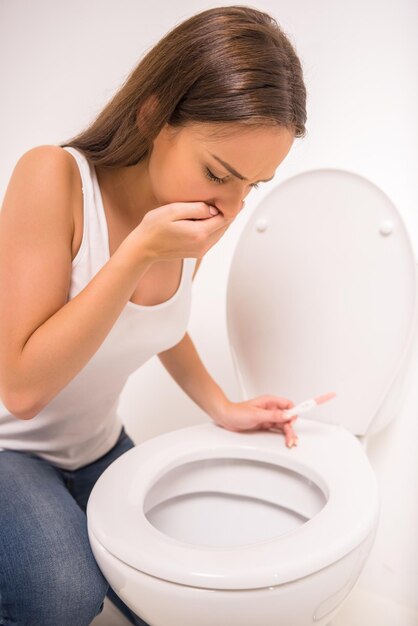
[91,585,418,626]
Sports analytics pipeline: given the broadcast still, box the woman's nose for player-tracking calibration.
[227,199,245,217]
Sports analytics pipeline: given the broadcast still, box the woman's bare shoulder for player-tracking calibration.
[1,145,80,246]
[4,144,81,218]
[12,144,79,183]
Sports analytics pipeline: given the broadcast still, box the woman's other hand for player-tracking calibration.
[213,395,299,448]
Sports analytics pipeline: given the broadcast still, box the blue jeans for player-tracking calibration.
[0,427,149,626]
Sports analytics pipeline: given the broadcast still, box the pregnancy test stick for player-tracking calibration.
[282,392,337,418]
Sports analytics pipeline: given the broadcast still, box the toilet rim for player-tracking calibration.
[87,421,380,590]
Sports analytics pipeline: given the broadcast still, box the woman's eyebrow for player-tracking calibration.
[209,153,274,183]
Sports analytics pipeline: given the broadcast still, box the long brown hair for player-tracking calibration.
[60,5,307,168]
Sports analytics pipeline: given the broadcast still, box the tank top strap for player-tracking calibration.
[62,146,109,271]
[63,146,93,200]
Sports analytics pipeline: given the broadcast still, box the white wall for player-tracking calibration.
[1,0,417,617]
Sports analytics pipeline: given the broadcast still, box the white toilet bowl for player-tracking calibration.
[88,419,379,626]
[87,169,417,626]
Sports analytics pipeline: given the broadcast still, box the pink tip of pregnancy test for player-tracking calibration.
[314,392,337,405]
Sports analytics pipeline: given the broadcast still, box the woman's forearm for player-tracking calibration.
[158,332,229,420]
[4,240,153,419]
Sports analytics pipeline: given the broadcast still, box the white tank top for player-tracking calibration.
[0,147,197,470]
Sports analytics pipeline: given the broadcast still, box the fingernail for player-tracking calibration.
[209,206,219,215]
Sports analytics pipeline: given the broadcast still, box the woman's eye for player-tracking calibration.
[204,167,259,189]
[205,167,227,185]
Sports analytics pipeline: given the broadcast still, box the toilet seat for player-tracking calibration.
[87,420,379,590]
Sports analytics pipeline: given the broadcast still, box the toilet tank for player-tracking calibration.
[226,169,417,437]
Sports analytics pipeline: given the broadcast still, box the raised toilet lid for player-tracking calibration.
[226,169,417,436]
[87,421,379,590]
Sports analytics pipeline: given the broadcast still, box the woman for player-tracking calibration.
[0,5,306,625]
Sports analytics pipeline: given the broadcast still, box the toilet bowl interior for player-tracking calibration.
[144,456,327,548]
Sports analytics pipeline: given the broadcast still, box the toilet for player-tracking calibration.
[87,169,417,626]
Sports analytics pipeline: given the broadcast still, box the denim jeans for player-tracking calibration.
[0,427,149,626]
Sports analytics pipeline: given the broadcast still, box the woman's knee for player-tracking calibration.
[1,544,109,626]
[46,551,109,626]
[0,450,109,625]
